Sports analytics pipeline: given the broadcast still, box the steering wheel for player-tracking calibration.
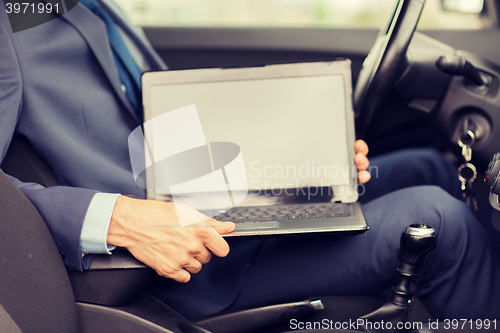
[353,0,426,138]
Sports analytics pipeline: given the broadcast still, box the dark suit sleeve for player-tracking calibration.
[0,18,96,271]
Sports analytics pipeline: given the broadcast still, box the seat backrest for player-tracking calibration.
[0,169,77,333]
[1,135,59,187]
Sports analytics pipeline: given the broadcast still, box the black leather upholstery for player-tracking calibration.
[0,169,78,333]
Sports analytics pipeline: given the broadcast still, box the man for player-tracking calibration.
[1,0,499,320]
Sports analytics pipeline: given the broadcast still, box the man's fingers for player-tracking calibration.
[354,140,370,184]
[182,259,203,274]
[209,219,235,235]
[195,249,212,264]
[355,139,369,155]
[358,170,371,184]
[160,267,191,283]
[206,239,230,258]
[354,152,369,171]
[203,219,231,257]
[110,199,235,283]
[205,236,230,258]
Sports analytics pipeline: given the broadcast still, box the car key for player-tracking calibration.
[458,129,478,210]
[458,162,478,210]
[458,129,475,162]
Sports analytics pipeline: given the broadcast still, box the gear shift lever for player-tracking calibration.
[392,224,436,307]
[358,224,436,333]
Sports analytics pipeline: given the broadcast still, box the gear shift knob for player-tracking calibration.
[391,224,436,306]
[398,223,437,267]
[358,224,437,333]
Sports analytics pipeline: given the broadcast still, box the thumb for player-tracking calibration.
[208,218,235,235]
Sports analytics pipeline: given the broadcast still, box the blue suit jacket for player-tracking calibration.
[0,0,164,270]
[0,1,261,318]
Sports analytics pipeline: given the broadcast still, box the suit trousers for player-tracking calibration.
[151,148,500,320]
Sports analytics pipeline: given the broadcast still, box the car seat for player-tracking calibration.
[0,135,436,333]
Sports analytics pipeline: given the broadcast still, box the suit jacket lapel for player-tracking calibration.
[99,0,167,71]
[60,4,140,123]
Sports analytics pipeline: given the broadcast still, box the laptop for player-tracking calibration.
[138,60,368,237]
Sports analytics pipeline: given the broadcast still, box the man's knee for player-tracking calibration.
[387,148,449,167]
[365,149,461,202]
[365,185,472,234]
[393,186,476,259]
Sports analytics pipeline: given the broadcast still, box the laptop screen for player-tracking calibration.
[142,61,357,207]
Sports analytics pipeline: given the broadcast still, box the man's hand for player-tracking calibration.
[354,139,370,184]
[106,196,235,283]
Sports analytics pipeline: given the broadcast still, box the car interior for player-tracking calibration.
[1,0,500,332]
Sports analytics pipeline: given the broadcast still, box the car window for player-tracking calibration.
[113,0,488,30]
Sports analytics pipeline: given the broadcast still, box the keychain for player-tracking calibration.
[457,128,478,211]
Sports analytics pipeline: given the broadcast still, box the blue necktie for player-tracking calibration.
[80,0,142,118]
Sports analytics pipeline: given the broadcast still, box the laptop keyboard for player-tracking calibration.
[212,203,351,222]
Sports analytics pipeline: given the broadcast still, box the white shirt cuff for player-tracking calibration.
[80,193,121,255]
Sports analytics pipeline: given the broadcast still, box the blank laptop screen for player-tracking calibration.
[147,73,351,198]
